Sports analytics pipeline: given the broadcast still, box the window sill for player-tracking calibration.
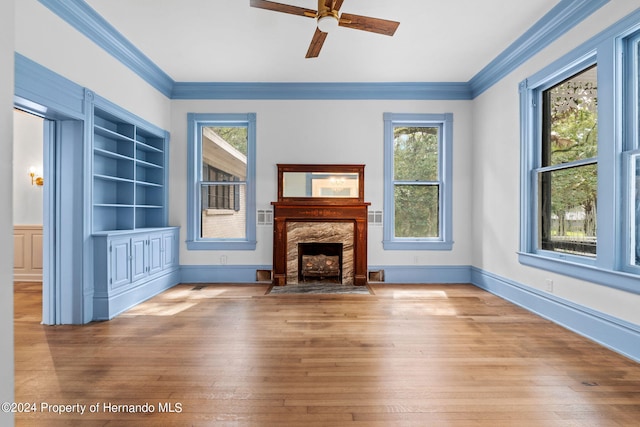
[383,239,453,251]
[518,252,640,295]
[205,209,236,216]
[186,239,257,251]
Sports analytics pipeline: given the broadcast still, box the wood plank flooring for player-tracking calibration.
[14,282,640,426]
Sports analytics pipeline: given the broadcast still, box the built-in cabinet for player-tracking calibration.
[93,227,179,320]
[91,99,179,320]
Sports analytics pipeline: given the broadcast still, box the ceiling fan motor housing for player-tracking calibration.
[317,10,339,33]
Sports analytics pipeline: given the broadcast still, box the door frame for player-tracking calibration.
[14,102,89,325]
[15,55,100,324]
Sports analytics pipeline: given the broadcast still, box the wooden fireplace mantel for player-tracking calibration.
[271,164,370,286]
[271,202,370,286]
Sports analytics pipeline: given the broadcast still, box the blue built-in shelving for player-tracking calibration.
[91,99,179,321]
[92,105,167,232]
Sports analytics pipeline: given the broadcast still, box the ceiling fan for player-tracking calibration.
[250,0,400,58]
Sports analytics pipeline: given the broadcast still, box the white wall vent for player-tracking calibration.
[368,210,383,226]
[257,209,273,226]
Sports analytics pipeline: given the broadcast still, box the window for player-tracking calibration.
[624,30,640,272]
[539,66,598,257]
[628,152,640,268]
[383,113,453,250]
[520,57,600,267]
[187,113,256,250]
[519,16,640,294]
[203,165,240,211]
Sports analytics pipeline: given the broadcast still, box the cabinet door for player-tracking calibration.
[131,235,148,282]
[162,231,176,269]
[148,233,163,275]
[109,238,131,289]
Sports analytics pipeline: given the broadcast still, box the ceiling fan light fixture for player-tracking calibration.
[317,14,339,33]
[249,0,400,57]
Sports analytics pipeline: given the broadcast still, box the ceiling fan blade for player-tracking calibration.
[250,0,316,18]
[305,28,328,58]
[333,0,345,12]
[338,13,399,36]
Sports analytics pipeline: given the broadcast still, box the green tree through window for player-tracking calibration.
[383,113,453,250]
[540,66,598,256]
[393,127,440,238]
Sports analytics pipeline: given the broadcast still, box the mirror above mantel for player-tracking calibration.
[276,164,365,203]
[283,172,359,198]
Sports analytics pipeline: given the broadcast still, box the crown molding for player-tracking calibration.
[171,81,472,100]
[37,0,609,100]
[469,0,610,98]
[37,0,174,97]
[14,52,86,119]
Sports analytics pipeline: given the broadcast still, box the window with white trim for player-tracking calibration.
[383,113,453,250]
[186,113,256,250]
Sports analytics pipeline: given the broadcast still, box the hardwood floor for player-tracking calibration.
[14,282,640,426]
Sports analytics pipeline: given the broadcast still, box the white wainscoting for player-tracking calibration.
[14,225,43,282]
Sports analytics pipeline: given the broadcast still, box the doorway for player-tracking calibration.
[13,105,88,325]
[13,109,44,283]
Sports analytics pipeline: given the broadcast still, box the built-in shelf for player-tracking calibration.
[92,105,168,233]
[91,100,178,322]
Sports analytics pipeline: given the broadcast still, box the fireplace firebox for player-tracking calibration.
[298,242,343,282]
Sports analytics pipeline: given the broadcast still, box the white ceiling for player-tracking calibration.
[84,0,559,83]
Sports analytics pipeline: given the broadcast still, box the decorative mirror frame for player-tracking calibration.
[276,164,365,203]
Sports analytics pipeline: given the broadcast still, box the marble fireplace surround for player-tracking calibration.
[286,222,354,285]
[271,202,369,286]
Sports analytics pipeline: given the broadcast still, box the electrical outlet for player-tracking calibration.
[545,279,554,293]
[220,255,227,265]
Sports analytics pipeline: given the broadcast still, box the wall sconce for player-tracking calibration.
[29,166,44,186]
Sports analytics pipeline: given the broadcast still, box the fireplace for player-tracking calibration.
[272,164,370,286]
[284,221,354,284]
